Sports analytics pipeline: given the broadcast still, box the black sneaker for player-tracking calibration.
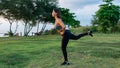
[88,30,93,37]
[61,61,70,65]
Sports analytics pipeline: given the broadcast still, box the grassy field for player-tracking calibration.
[0,34,120,68]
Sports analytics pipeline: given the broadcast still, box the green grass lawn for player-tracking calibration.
[0,34,120,68]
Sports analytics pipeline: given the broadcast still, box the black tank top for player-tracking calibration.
[56,25,62,31]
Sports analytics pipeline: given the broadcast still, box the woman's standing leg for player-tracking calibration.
[61,30,70,65]
[61,35,69,62]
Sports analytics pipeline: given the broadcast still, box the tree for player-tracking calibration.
[0,0,19,36]
[18,0,37,36]
[91,15,99,32]
[34,0,57,35]
[0,0,80,36]
[18,0,57,36]
[60,8,80,28]
[0,0,58,36]
[95,0,120,33]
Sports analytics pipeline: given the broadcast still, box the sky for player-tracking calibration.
[58,0,120,26]
[0,0,120,35]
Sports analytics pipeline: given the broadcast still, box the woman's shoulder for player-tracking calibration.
[56,18,63,22]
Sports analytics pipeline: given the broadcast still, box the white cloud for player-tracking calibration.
[58,0,119,26]
[113,0,120,5]
[74,4,99,25]
[59,0,101,10]
[75,4,99,16]
[58,0,102,26]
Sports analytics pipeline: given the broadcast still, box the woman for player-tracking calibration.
[52,8,93,65]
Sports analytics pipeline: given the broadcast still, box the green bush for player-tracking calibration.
[43,30,50,35]
[82,26,90,33]
[8,31,14,36]
[50,28,58,35]
[70,26,91,34]
[91,26,98,32]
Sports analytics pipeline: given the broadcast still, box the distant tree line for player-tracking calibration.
[0,0,80,36]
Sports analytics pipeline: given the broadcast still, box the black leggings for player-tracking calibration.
[61,30,88,61]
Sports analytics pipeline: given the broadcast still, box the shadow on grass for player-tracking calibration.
[0,53,29,65]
